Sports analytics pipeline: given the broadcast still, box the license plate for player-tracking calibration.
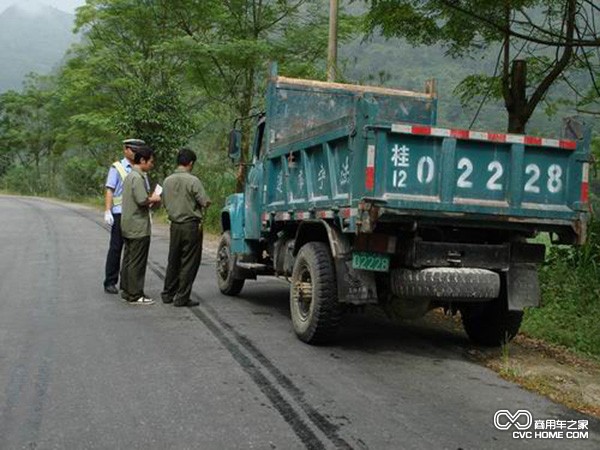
[352,252,390,272]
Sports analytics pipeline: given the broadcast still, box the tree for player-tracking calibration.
[365,0,600,133]
[60,0,199,178]
[0,75,58,192]
[163,0,355,188]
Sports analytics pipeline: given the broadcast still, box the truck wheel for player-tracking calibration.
[460,285,523,346]
[216,231,245,296]
[290,242,341,345]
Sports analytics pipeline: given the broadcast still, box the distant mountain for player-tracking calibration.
[0,2,77,92]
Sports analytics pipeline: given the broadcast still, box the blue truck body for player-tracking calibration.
[217,69,591,345]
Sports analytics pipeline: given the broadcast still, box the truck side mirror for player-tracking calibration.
[228,129,242,162]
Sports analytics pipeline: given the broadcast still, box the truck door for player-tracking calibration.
[244,116,266,240]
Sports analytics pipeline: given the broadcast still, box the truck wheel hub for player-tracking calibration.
[293,266,313,320]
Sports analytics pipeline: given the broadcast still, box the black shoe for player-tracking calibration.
[174,300,199,307]
[104,285,119,294]
[161,294,173,304]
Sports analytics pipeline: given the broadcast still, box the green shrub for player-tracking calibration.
[523,220,600,358]
[0,165,48,195]
[60,156,106,199]
[194,161,236,234]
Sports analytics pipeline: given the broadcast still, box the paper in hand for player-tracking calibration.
[153,184,163,196]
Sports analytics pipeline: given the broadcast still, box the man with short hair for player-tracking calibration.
[161,148,211,307]
[103,138,145,294]
[120,146,161,305]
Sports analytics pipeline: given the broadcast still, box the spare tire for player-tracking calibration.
[390,268,500,300]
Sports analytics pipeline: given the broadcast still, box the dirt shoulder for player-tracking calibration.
[426,310,600,419]
[473,334,600,419]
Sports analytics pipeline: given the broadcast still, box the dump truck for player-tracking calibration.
[217,65,591,346]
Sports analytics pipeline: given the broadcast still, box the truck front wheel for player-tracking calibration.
[216,231,245,296]
[290,242,341,345]
[460,292,523,346]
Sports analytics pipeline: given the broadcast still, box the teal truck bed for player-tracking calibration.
[218,68,591,346]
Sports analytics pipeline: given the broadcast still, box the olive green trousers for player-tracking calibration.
[162,221,203,305]
[120,236,150,301]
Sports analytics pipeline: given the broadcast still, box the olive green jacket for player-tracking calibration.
[121,167,152,239]
[162,168,210,223]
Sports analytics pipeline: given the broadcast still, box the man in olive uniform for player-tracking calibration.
[103,138,145,294]
[161,148,211,307]
[120,146,161,305]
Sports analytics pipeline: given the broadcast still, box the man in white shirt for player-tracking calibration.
[103,138,145,294]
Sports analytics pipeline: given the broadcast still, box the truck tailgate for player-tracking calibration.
[368,124,589,222]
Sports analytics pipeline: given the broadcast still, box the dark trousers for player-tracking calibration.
[104,214,123,287]
[120,236,151,301]
[162,221,203,305]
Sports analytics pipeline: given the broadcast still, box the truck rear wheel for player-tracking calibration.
[216,231,245,296]
[460,285,523,346]
[290,242,341,345]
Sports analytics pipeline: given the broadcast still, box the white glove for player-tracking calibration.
[104,210,114,226]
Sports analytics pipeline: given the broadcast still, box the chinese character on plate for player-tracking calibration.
[391,144,410,168]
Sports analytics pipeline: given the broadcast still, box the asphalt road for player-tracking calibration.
[0,195,599,450]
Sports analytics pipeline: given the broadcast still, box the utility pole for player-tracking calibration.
[327,0,338,82]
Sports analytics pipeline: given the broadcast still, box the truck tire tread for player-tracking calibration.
[391,268,500,299]
[290,242,341,345]
[460,285,523,346]
[216,231,245,296]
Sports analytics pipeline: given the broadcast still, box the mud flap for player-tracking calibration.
[328,225,378,305]
[335,257,378,305]
[506,263,540,310]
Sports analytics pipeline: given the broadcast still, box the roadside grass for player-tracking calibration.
[522,220,600,359]
[499,340,521,379]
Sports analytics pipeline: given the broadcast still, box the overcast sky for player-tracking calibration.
[0,0,85,14]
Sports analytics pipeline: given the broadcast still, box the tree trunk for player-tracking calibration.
[506,60,528,134]
[235,68,255,193]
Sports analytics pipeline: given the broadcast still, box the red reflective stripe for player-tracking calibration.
[581,182,589,203]
[411,126,431,135]
[391,123,576,150]
[365,167,375,190]
[524,136,542,146]
[450,129,469,139]
[488,133,507,143]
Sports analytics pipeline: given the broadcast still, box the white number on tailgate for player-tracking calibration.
[457,158,473,188]
[547,164,563,194]
[393,169,407,188]
[486,161,504,191]
[523,163,563,195]
[417,156,435,184]
[524,164,541,193]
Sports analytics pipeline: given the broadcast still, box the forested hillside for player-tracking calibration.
[0,1,588,136]
[0,3,77,92]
